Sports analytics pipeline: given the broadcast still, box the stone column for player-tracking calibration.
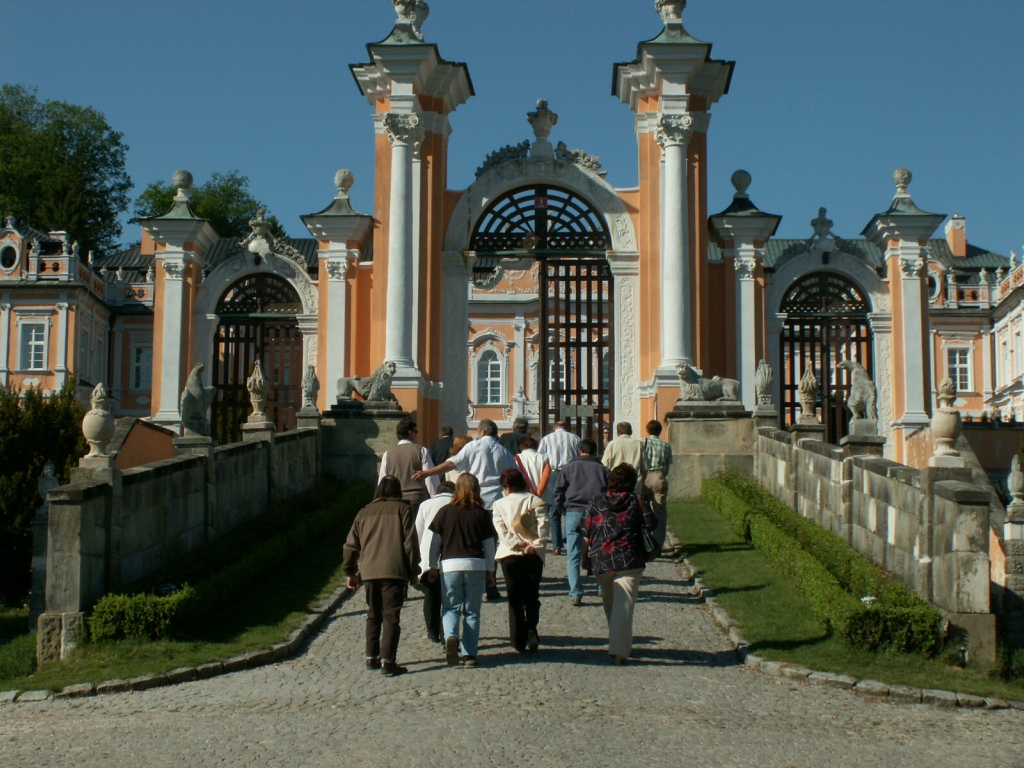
[608,250,641,430]
[899,254,930,425]
[0,302,10,386]
[154,256,186,426]
[325,256,351,405]
[382,113,424,371]
[655,113,694,371]
[440,251,471,433]
[54,301,69,389]
[734,252,758,408]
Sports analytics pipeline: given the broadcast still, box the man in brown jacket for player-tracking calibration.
[343,476,420,677]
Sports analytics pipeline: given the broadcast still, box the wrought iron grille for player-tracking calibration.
[211,275,303,444]
[469,185,611,254]
[779,272,873,443]
[539,258,614,444]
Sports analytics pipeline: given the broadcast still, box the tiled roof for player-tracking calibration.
[93,244,151,270]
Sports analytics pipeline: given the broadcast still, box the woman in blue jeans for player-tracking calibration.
[426,474,497,667]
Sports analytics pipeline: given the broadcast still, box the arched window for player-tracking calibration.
[476,350,502,404]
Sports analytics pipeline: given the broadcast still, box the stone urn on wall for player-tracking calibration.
[82,383,115,457]
[931,377,962,460]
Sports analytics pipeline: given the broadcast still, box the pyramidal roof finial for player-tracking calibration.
[893,167,912,197]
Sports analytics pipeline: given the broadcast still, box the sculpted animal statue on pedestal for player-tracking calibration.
[675,364,741,402]
[337,360,399,403]
[837,360,877,420]
[181,363,217,437]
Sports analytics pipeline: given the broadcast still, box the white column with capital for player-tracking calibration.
[54,300,69,390]
[655,113,694,373]
[382,113,423,372]
[324,254,352,405]
[154,255,186,427]
[0,302,10,386]
[734,250,759,408]
[898,252,930,425]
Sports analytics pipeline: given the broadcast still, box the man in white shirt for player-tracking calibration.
[602,421,645,475]
[378,419,439,514]
[414,479,454,644]
[537,420,581,555]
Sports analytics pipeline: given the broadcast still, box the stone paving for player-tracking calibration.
[2,554,1021,768]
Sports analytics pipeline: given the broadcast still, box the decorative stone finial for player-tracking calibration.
[82,383,115,458]
[247,358,271,424]
[172,169,194,200]
[1008,455,1024,518]
[731,170,752,199]
[301,363,321,413]
[334,169,354,198]
[797,366,819,424]
[754,359,773,406]
[893,167,912,196]
[4,214,15,229]
[656,0,685,25]
[393,0,429,41]
[930,377,963,464]
[528,99,558,141]
[811,207,833,239]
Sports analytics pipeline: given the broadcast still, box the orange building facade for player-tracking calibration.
[0,1,1013,464]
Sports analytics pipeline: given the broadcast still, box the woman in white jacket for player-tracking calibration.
[492,468,549,653]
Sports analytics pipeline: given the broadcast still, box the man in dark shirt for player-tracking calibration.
[554,439,609,606]
[498,417,530,456]
[429,426,455,468]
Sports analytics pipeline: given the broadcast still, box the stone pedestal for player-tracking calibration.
[36,611,84,666]
[666,401,754,499]
[322,400,407,486]
[30,505,48,634]
[791,422,827,444]
[839,434,886,458]
[752,406,778,432]
[241,422,275,444]
[174,436,216,540]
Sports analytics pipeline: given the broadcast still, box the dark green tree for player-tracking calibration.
[0,384,87,607]
[132,171,287,239]
[0,84,132,254]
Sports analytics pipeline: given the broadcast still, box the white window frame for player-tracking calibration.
[475,348,503,405]
[946,346,972,393]
[14,309,52,372]
[130,344,153,392]
[19,322,48,371]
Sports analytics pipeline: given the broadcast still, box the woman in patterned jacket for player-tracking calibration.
[580,463,657,665]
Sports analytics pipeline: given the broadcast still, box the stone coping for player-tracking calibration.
[121,454,205,486]
[0,584,352,705]
[670,535,1024,713]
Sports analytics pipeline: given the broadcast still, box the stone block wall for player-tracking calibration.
[213,441,271,537]
[274,430,319,500]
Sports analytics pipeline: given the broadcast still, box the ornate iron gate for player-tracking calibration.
[469,184,614,443]
[779,272,873,443]
[211,274,303,444]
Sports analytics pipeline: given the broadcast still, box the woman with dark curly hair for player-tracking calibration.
[580,463,657,664]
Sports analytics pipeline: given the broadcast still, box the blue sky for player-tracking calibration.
[2,0,1022,255]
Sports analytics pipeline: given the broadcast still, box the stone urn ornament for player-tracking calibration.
[247,358,271,424]
[82,383,115,457]
[931,377,962,460]
[797,366,819,424]
[754,359,773,407]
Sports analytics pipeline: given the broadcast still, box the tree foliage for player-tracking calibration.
[0,84,132,255]
[0,385,87,607]
[132,171,287,239]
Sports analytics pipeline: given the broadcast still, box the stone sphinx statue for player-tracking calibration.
[180,363,217,437]
[337,360,399,403]
[676,363,741,402]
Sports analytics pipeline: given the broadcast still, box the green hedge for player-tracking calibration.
[89,482,371,642]
[702,476,944,656]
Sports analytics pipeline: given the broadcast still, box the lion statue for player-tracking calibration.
[337,360,399,403]
[676,363,741,402]
[837,360,877,421]
[180,363,217,437]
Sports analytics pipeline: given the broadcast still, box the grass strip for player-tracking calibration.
[669,498,1024,700]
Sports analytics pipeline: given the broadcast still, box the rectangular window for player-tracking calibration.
[132,346,153,391]
[20,323,46,370]
[947,348,970,392]
[1002,339,1011,387]
[81,329,91,380]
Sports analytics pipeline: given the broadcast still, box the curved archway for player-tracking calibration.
[779,271,874,442]
[211,273,303,443]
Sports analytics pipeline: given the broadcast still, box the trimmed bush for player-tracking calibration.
[702,475,944,656]
[89,586,196,642]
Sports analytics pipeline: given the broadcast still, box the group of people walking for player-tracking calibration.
[342,416,672,676]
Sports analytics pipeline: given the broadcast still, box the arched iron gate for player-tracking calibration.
[211,274,303,444]
[779,272,873,444]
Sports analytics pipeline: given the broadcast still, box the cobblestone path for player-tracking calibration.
[2,555,1021,767]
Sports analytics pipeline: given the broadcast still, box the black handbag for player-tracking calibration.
[637,494,662,559]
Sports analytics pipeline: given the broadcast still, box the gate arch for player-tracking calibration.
[211,273,303,443]
[779,271,874,443]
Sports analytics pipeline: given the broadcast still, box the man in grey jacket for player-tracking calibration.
[343,476,419,677]
[554,439,609,606]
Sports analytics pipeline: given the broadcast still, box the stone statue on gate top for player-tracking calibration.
[675,363,741,402]
[246,358,270,425]
[301,363,320,413]
[337,360,399,404]
[837,360,878,435]
[181,363,217,437]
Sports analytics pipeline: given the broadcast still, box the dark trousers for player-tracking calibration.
[500,554,544,650]
[422,574,443,640]
[364,579,406,662]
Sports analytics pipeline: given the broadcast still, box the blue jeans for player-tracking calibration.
[441,570,486,657]
[549,505,564,550]
[564,508,586,600]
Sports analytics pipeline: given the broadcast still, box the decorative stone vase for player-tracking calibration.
[82,383,115,457]
[797,366,819,424]
[247,358,270,424]
[931,377,961,457]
